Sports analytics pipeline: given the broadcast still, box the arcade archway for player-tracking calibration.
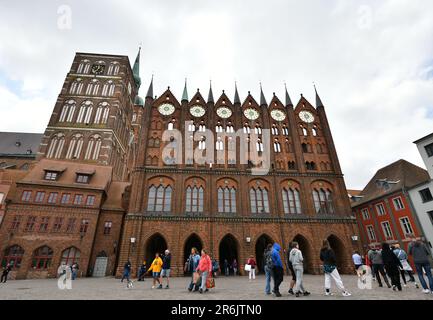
[145,233,167,267]
[255,234,274,273]
[183,233,203,275]
[292,234,313,274]
[327,234,345,270]
[219,234,239,275]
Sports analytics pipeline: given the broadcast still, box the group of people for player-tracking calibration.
[57,262,79,280]
[185,248,214,293]
[352,237,433,294]
[223,259,238,276]
[262,240,351,297]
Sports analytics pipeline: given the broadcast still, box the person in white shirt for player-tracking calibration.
[352,251,363,276]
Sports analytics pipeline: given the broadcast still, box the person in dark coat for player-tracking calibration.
[381,242,403,291]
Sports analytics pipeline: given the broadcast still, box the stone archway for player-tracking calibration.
[255,234,274,273]
[145,233,167,267]
[219,234,240,276]
[327,234,345,271]
[183,233,203,275]
[292,234,313,274]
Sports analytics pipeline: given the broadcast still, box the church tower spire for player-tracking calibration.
[314,84,324,108]
[285,83,293,107]
[132,47,141,90]
[145,74,153,99]
[234,82,240,104]
[182,78,188,102]
[260,83,267,106]
[207,80,214,103]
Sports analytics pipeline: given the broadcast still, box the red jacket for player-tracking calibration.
[197,254,212,273]
[247,258,256,267]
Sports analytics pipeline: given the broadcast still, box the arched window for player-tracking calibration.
[31,246,53,270]
[147,185,172,212]
[255,125,262,135]
[198,124,206,132]
[167,122,174,130]
[216,138,224,151]
[61,247,80,266]
[282,125,289,136]
[132,112,137,123]
[313,188,334,215]
[199,138,206,150]
[273,141,281,153]
[69,79,83,95]
[46,133,65,159]
[306,161,316,170]
[282,188,302,214]
[271,126,279,135]
[66,134,84,159]
[301,143,308,153]
[94,102,109,124]
[86,79,100,96]
[250,187,270,214]
[188,123,196,132]
[102,81,116,96]
[226,124,234,133]
[59,100,76,123]
[185,186,204,213]
[77,60,91,74]
[76,101,93,124]
[1,245,24,269]
[107,62,120,76]
[84,135,102,160]
[217,187,236,214]
[301,126,308,136]
[288,161,296,170]
[256,140,264,152]
[243,124,251,134]
[312,127,318,136]
[215,124,223,133]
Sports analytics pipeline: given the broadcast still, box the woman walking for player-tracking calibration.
[320,240,351,297]
[197,249,213,294]
[247,256,257,281]
[381,242,402,291]
[393,244,418,288]
[148,252,163,289]
[289,242,310,297]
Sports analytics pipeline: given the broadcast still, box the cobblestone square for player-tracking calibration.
[0,275,432,300]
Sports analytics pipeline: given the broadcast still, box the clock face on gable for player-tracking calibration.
[216,107,232,119]
[243,108,259,120]
[299,110,315,123]
[91,64,105,75]
[270,109,286,122]
[190,105,206,118]
[158,103,175,116]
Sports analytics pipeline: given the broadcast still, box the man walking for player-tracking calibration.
[263,243,273,295]
[271,243,284,297]
[1,263,12,283]
[408,236,433,294]
[160,249,171,289]
[368,247,391,288]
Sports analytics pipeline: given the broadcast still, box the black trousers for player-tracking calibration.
[1,271,9,283]
[273,266,284,293]
[399,269,415,284]
[385,265,402,290]
[372,264,390,287]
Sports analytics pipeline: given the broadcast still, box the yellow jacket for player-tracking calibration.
[148,257,163,273]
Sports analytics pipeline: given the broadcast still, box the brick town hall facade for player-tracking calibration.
[0,50,360,279]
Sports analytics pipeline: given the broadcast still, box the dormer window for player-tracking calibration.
[76,174,91,184]
[44,171,59,181]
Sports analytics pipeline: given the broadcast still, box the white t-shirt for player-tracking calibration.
[352,253,363,265]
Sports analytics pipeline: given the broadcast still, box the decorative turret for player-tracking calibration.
[208,80,214,103]
[284,83,293,107]
[134,95,144,106]
[260,83,267,106]
[132,47,141,90]
[146,75,153,99]
[182,78,188,102]
[234,82,240,104]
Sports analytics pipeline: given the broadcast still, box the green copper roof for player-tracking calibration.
[182,79,188,102]
[132,48,141,89]
[146,75,153,98]
[134,95,144,106]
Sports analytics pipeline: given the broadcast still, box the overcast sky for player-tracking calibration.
[1,0,433,189]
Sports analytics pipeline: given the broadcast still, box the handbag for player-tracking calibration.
[244,264,251,271]
[193,271,200,284]
[401,259,412,271]
[206,276,215,289]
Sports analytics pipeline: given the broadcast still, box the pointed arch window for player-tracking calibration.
[313,188,334,215]
[188,123,196,132]
[215,124,223,133]
[250,187,270,214]
[77,60,91,74]
[216,138,224,151]
[47,133,65,159]
[185,186,204,213]
[94,102,109,124]
[86,79,100,96]
[66,134,84,159]
[282,126,289,136]
[312,127,318,136]
[1,245,24,269]
[102,81,115,96]
[84,135,102,160]
[255,125,262,135]
[59,101,76,123]
[243,124,251,134]
[69,79,83,95]
[256,140,264,152]
[302,127,308,136]
[198,124,206,132]
[61,247,80,266]
[146,185,172,212]
[107,62,120,76]
[273,140,281,153]
[218,187,236,214]
[226,124,234,133]
[282,188,302,214]
[76,101,93,124]
[199,137,206,150]
[31,246,53,269]
[167,121,174,131]
[271,126,279,135]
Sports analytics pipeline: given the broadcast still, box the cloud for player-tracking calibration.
[0,0,432,189]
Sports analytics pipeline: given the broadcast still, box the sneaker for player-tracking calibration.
[415,283,419,289]
[295,292,301,297]
[275,291,282,297]
[199,288,203,294]
[403,284,407,287]
[325,291,334,296]
[392,285,396,291]
[165,285,169,289]
[288,288,294,295]
[151,285,155,289]
[188,287,192,292]
[157,284,163,289]
[342,291,352,297]
[303,291,311,296]
[422,289,430,294]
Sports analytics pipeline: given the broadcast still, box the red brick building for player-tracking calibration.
[352,160,430,259]
[0,50,360,278]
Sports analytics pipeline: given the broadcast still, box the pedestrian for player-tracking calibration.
[197,249,212,294]
[160,249,171,289]
[393,244,418,288]
[320,239,351,297]
[71,262,79,280]
[381,242,402,291]
[212,259,219,277]
[187,247,201,292]
[121,259,133,288]
[271,243,284,297]
[408,236,433,294]
[232,259,238,276]
[289,241,311,297]
[138,261,147,281]
[286,242,297,295]
[263,243,274,295]
[1,263,12,283]
[352,251,363,276]
[148,252,163,289]
[247,255,257,281]
[224,259,229,276]
[367,247,391,288]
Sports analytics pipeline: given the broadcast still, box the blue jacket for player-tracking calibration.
[271,243,283,268]
[189,254,201,272]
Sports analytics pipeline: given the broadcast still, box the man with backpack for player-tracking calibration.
[263,243,274,295]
